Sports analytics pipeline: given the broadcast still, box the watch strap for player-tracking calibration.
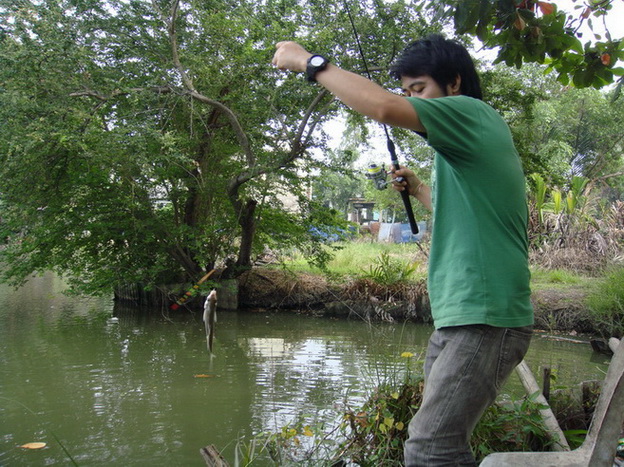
[306,55,330,82]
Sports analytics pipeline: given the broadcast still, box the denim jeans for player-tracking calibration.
[403,325,533,466]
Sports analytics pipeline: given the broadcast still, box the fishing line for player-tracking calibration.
[343,1,419,235]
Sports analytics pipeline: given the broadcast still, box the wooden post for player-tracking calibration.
[515,360,571,451]
[542,366,551,402]
[609,337,621,353]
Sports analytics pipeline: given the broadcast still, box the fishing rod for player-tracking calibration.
[344,2,419,235]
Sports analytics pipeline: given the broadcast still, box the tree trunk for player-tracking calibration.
[235,198,257,269]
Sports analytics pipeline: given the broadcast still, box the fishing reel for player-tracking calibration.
[366,163,389,190]
[366,163,405,190]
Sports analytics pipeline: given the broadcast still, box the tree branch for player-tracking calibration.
[69,86,175,99]
[166,0,196,93]
[164,0,254,166]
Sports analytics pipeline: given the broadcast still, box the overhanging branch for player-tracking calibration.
[164,0,254,166]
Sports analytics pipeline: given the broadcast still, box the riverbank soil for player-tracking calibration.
[236,268,596,334]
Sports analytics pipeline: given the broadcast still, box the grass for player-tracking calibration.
[279,241,428,278]
[279,241,624,335]
[586,266,624,337]
[530,268,583,286]
[280,241,599,289]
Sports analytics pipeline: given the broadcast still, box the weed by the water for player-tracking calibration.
[360,251,421,286]
[231,351,555,466]
[471,394,553,462]
[338,375,423,466]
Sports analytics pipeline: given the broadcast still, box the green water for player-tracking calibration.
[0,274,610,465]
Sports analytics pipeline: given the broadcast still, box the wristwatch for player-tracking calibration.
[306,55,330,82]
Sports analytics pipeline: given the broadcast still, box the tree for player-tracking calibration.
[523,86,624,191]
[435,0,624,92]
[0,0,435,293]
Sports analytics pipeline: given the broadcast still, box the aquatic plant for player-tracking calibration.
[236,350,556,466]
[471,393,553,461]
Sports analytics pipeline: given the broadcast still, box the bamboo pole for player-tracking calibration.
[200,445,229,466]
[515,360,571,451]
[609,337,621,354]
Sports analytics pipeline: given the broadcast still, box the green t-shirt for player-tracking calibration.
[408,95,534,329]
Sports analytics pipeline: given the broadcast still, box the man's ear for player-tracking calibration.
[448,75,462,96]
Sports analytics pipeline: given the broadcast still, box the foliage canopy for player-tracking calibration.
[0,0,435,293]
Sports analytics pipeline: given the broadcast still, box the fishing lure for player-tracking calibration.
[170,269,215,310]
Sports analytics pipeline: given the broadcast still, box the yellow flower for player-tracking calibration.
[401,352,414,358]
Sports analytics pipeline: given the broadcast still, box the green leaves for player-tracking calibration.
[361,251,419,286]
[445,0,623,90]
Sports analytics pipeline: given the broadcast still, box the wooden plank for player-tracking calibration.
[480,338,624,465]
[542,366,551,402]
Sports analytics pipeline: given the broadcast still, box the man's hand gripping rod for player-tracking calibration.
[386,137,419,234]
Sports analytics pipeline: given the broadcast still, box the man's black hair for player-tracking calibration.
[389,34,483,100]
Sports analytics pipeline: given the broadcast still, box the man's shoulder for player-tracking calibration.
[409,95,492,113]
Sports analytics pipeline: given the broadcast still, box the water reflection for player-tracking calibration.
[0,274,610,465]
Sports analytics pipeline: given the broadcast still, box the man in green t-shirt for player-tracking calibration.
[272,34,533,466]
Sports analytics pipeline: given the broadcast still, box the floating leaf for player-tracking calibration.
[21,442,46,450]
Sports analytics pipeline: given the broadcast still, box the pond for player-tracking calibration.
[0,274,611,465]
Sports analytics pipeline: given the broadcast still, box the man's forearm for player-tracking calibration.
[314,65,424,131]
[272,41,424,132]
[412,183,432,212]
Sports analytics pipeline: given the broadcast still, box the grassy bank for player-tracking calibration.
[276,241,624,337]
[281,241,428,278]
[281,240,596,290]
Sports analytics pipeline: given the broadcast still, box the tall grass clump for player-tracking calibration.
[586,266,624,337]
[361,251,420,286]
[280,241,427,278]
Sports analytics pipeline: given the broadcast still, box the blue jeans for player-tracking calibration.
[404,325,533,466]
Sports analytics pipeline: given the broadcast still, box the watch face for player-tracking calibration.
[310,56,325,67]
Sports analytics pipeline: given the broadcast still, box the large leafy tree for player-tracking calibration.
[0,0,434,293]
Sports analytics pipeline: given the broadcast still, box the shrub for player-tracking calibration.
[360,251,420,286]
[471,394,553,462]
